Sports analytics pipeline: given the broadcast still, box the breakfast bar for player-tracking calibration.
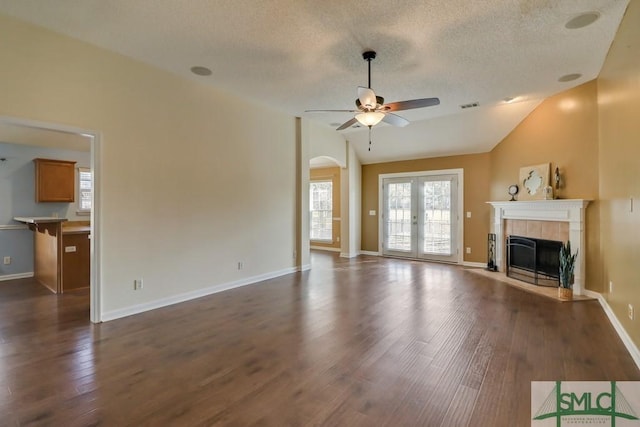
[13,217,90,293]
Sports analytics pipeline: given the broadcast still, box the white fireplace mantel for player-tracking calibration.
[488,199,591,295]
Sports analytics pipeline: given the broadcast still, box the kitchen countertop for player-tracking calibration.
[62,225,91,234]
[14,217,68,224]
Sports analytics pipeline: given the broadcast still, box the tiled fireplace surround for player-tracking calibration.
[488,200,591,295]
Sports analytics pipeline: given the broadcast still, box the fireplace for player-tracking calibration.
[506,235,561,287]
[488,200,590,295]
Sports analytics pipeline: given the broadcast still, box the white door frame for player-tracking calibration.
[0,115,102,323]
[378,168,464,264]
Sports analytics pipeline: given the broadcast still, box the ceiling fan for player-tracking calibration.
[306,51,440,132]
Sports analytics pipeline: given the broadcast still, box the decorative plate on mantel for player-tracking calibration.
[518,163,550,201]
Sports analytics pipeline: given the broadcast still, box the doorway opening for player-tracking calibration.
[0,116,101,323]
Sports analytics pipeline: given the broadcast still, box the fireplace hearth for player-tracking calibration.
[506,235,561,287]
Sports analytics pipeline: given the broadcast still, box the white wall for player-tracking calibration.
[0,142,90,278]
[347,141,362,257]
[340,141,362,258]
[307,119,347,168]
[0,14,297,319]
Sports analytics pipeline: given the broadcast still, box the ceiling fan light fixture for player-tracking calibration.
[356,111,385,127]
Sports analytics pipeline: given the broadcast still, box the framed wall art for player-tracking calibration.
[518,163,550,200]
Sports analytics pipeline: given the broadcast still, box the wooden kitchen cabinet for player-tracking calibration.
[62,230,91,291]
[34,158,77,202]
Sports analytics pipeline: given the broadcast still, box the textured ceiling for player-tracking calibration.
[0,0,629,164]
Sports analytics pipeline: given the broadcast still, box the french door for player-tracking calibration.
[382,174,459,263]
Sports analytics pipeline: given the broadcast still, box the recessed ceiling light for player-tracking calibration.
[503,97,517,103]
[565,12,600,29]
[190,66,212,76]
[558,73,582,82]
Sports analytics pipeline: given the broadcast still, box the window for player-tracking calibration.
[77,167,92,214]
[310,180,332,241]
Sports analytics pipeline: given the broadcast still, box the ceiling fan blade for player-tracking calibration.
[384,97,440,112]
[336,117,358,131]
[382,113,410,127]
[305,109,358,113]
[357,86,377,109]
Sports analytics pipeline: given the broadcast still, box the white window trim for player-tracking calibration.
[310,179,333,243]
[76,166,92,216]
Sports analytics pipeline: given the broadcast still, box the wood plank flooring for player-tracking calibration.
[1,252,638,426]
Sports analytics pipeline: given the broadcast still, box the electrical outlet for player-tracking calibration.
[134,279,143,290]
[466,247,471,254]
[609,281,614,294]
[237,262,243,270]
[3,256,10,265]
[629,304,634,320]
[293,250,297,260]
[466,211,471,218]
[336,236,340,242]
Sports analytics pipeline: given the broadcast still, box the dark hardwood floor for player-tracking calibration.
[1,252,638,426]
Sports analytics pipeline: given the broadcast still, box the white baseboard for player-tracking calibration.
[0,272,34,281]
[101,266,298,322]
[584,289,640,370]
[340,252,359,259]
[298,264,311,272]
[310,246,341,252]
[462,261,486,268]
[359,250,380,256]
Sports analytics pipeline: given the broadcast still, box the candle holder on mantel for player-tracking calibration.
[486,233,498,271]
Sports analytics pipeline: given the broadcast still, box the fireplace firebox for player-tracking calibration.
[506,235,562,287]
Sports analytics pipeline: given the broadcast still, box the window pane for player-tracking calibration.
[309,181,332,241]
[78,168,92,212]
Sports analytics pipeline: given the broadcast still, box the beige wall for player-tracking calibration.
[0,14,298,318]
[598,1,640,346]
[489,80,601,290]
[361,153,491,263]
[310,166,341,249]
[487,0,640,348]
[489,81,600,202]
[308,119,347,168]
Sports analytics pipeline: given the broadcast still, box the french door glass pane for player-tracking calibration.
[422,180,452,255]
[386,182,412,251]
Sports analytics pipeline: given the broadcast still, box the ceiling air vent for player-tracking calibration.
[460,102,480,110]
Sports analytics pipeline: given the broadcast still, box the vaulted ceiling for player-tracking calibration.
[0,0,629,164]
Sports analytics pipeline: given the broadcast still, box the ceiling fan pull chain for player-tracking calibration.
[368,125,372,151]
